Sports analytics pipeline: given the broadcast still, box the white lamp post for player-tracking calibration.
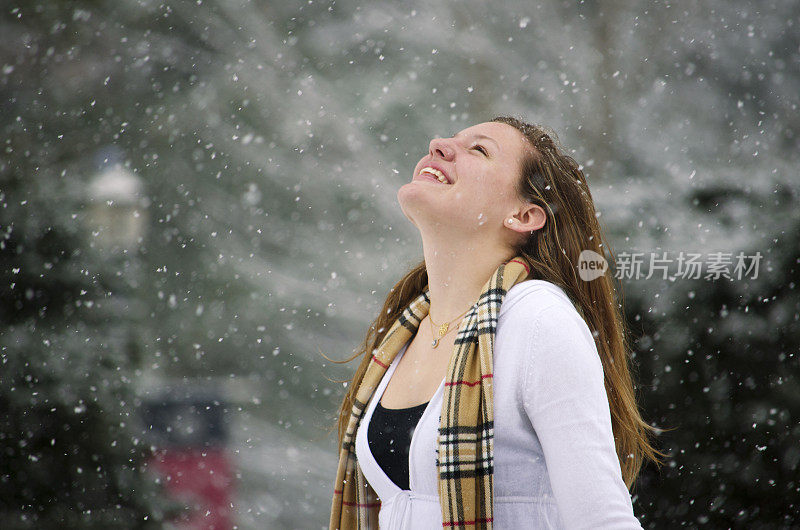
[86,161,149,365]
[87,163,148,252]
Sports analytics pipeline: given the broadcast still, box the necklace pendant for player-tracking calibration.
[439,323,449,335]
[431,338,439,348]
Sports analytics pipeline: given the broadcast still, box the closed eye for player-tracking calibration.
[473,144,488,156]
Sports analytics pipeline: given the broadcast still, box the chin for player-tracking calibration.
[397,182,423,205]
[398,183,437,206]
[397,185,442,226]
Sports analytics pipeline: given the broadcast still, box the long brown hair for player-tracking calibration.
[323,115,669,489]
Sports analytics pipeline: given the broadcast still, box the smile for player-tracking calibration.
[417,166,452,184]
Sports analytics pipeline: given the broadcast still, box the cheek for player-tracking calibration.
[480,183,517,216]
[495,178,522,211]
[474,173,515,198]
[494,175,517,197]
[455,192,504,223]
[453,172,516,216]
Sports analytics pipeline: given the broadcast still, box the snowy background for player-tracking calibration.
[1,0,798,528]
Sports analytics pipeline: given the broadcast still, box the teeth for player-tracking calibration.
[420,167,449,183]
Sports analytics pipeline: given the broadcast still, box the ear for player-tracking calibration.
[507,202,546,233]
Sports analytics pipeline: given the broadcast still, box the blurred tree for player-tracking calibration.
[0,2,172,526]
[0,175,169,526]
[626,164,800,527]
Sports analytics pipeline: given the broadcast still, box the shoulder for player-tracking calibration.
[500,279,580,323]
[499,279,600,371]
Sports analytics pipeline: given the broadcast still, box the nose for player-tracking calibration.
[429,137,455,161]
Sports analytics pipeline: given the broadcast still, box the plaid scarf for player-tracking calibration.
[330,257,531,529]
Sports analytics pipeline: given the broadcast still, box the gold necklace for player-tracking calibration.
[428,304,473,348]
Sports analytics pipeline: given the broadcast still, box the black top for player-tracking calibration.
[367,399,430,491]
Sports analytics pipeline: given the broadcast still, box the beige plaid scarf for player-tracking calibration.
[330,257,531,529]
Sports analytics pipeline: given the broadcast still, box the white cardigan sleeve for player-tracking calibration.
[521,302,644,529]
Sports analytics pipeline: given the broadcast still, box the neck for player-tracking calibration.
[420,231,516,324]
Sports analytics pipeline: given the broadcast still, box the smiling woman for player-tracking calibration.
[327,115,668,529]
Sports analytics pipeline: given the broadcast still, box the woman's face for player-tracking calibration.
[398,121,534,240]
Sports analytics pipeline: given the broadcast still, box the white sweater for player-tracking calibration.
[354,279,644,529]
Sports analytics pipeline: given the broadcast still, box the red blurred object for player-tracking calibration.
[150,447,235,530]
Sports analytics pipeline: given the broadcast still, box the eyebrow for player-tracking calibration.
[453,132,501,152]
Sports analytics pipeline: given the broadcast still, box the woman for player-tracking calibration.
[327,116,666,529]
